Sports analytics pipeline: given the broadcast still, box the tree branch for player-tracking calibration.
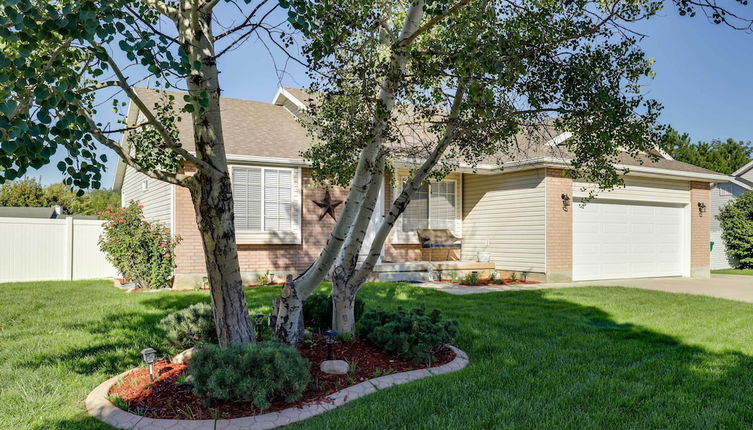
[74,102,192,187]
[99,49,219,173]
[400,0,471,47]
[338,153,386,275]
[143,0,179,22]
[350,82,467,287]
[215,0,273,40]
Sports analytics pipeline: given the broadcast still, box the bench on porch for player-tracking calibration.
[416,229,461,262]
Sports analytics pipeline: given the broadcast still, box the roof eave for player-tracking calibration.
[729,177,753,190]
[272,87,307,110]
[398,157,730,182]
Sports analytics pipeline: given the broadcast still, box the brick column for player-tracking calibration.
[690,181,711,279]
[545,168,573,282]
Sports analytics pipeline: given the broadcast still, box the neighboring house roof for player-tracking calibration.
[113,87,729,190]
[733,159,753,178]
[0,206,62,218]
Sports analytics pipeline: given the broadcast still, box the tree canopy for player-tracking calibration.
[663,129,752,174]
[0,178,120,214]
[0,0,286,344]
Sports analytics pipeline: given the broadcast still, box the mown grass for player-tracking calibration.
[712,268,753,276]
[3,280,753,429]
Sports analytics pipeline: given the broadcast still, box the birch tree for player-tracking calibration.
[0,0,280,345]
[272,0,666,341]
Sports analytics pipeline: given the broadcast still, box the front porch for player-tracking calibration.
[372,260,495,283]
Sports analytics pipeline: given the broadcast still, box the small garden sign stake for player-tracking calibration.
[140,348,157,382]
[254,314,265,341]
[324,330,337,360]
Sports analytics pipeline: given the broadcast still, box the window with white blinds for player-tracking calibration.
[232,167,293,232]
[264,169,292,231]
[401,180,456,232]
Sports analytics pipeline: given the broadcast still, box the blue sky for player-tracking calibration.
[26,6,753,188]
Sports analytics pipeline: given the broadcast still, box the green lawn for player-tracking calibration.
[712,268,753,276]
[4,281,753,429]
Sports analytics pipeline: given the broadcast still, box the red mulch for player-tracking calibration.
[436,278,540,286]
[109,337,455,420]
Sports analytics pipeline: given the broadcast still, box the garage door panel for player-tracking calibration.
[573,200,685,281]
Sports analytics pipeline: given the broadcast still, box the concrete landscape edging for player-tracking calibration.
[86,346,469,430]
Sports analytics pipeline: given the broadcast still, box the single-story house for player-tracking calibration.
[114,87,729,288]
[710,160,753,269]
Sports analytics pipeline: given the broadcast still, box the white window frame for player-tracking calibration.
[392,174,462,244]
[229,164,302,245]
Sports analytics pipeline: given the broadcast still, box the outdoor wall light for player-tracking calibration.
[561,193,571,211]
[698,202,707,217]
[254,314,265,340]
[140,347,157,382]
[324,330,338,360]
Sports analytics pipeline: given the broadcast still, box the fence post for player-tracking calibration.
[63,217,74,281]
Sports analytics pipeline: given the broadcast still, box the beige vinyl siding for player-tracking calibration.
[573,177,690,204]
[462,169,546,272]
[121,165,173,228]
[710,182,745,269]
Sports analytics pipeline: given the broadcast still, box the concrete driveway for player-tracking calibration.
[419,274,753,302]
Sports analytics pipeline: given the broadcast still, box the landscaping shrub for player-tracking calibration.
[719,191,753,268]
[460,271,480,285]
[302,290,365,331]
[159,303,217,350]
[99,201,180,289]
[358,307,459,364]
[189,342,310,410]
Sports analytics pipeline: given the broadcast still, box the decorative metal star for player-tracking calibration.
[312,190,343,221]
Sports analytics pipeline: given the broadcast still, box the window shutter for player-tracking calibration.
[233,167,262,230]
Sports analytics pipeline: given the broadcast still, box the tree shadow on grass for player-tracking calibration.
[288,285,753,429]
[24,284,753,429]
[26,287,283,377]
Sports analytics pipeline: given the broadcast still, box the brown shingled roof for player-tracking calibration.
[129,87,723,178]
[133,87,311,159]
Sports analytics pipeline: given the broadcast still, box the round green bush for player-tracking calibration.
[357,307,459,364]
[302,290,365,331]
[189,342,310,410]
[159,303,217,350]
[719,191,753,268]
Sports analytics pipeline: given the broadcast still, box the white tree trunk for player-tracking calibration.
[179,5,255,345]
[273,1,426,344]
[329,84,468,335]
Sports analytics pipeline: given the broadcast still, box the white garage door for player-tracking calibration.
[573,201,686,281]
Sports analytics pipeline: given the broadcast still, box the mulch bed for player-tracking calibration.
[436,278,540,286]
[109,336,455,420]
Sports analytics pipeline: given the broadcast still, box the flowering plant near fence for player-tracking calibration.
[98,201,180,289]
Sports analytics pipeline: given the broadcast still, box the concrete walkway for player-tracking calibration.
[418,274,753,303]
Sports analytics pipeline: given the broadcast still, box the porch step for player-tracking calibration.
[371,260,497,283]
[372,262,433,283]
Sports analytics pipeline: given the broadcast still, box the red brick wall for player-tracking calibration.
[690,181,711,278]
[175,167,349,274]
[545,168,573,282]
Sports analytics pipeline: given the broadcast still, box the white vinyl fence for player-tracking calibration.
[0,217,119,283]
